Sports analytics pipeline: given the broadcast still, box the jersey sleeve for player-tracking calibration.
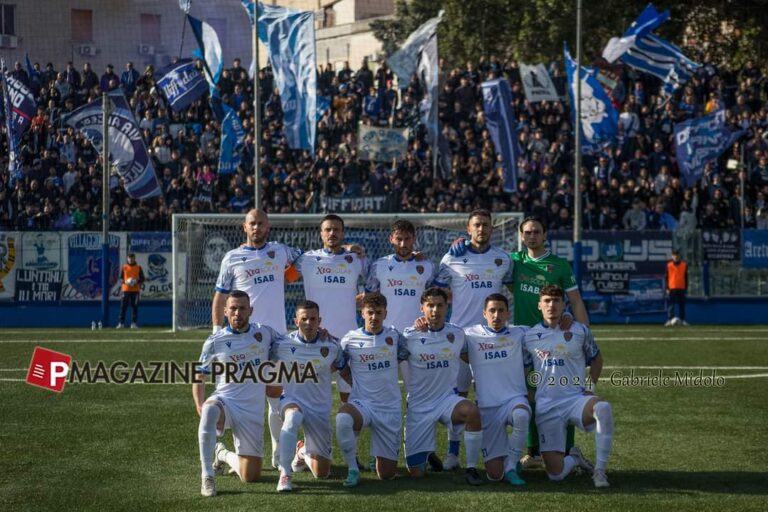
[560,258,578,292]
[364,259,381,292]
[198,337,216,374]
[433,254,452,288]
[397,331,410,361]
[214,252,233,294]
[282,243,303,265]
[268,331,286,361]
[502,253,514,284]
[424,260,436,288]
[293,253,307,275]
[332,342,347,370]
[582,325,600,366]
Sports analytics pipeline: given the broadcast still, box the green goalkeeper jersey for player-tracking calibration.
[511,250,578,327]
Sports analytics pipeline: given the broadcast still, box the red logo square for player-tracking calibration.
[26,347,72,393]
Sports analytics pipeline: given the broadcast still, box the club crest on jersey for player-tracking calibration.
[290,347,297,354]
[494,258,502,267]
[320,347,329,358]
[462,258,468,263]
[420,338,426,344]
[447,333,455,343]
[564,331,573,342]
[385,336,394,346]
[345,255,353,263]
[388,265,394,271]
[416,265,424,274]
[254,332,263,342]
[241,257,247,262]
[547,264,555,273]
[267,251,275,259]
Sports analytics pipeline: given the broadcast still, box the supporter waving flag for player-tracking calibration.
[1,61,35,183]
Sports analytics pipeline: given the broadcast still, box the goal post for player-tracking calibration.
[171,212,525,332]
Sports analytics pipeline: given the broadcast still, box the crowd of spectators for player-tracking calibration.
[2,50,768,232]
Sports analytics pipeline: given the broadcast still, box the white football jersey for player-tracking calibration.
[463,324,530,408]
[296,249,366,339]
[198,323,279,416]
[434,246,513,327]
[401,323,466,412]
[215,242,302,333]
[340,327,407,413]
[523,321,600,415]
[270,331,345,412]
[365,255,434,331]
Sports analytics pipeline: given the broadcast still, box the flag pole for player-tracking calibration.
[101,93,112,327]
[253,0,261,210]
[572,0,583,291]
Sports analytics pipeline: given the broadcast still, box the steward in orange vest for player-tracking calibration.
[665,250,688,326]
[118,253,145,328]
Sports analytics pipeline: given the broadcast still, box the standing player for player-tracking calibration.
[335,293,407,487]
[212,209,302,469]
[451,216,589,468]
[434,209,513,469]
[463,294,530,485]
[270,300,346,492]
[366,219,435,386]
[294,214,368,403]
[524,285,613,488]
[401,288,484,486]
[193,291,281,497]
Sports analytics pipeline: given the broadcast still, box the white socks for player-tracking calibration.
[223,449,241,478]
[198,402,220,478]
[547,454,577,481]
[279,409,303,475]
[463,430,482,469]
[506,407,530,472]
[593,401,614,471]
[267,396,282,461]
[335,412,358,471]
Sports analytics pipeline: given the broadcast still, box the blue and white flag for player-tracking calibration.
[157,59,207,112]
[178,0,191,14]
[564,45,618,147]
[187,15,223,91]
[4,74,36,136]
[481,79,520,193]
[387,10,443,89]
[66,92,162,199]
[316,95,331,122]
[256,3,317,152]
[218,103,246,174]
[417,33,440,174]
[603,4,699,97]
[674,109,743,188]
[1,69,21,183]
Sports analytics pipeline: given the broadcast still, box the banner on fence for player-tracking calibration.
[357,125,409,162]
[15,269,65,302]
[701,229,740,261]
[742,229,768,268]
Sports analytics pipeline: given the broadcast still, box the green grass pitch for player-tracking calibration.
[1,325,767,511]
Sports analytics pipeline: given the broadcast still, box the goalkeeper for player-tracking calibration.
[117,253,145,329]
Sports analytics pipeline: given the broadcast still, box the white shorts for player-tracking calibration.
[336,373,352,394]
[210,394,264,457]
[480,396,530,461]
[281,398,332,459]
[536,395,596,453]
[349,398,401,462]
[456,359,472,393]
[405,394,465,459]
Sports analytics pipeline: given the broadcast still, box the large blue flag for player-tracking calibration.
[157,59,208,112]
[603,4,699,97]
[66,92,162,199]
[1,66,36,183]
[187,15,223,91]
[387,11,443,89]
[418,33,440,175]
[481,79,520,193]
[674,109,743,187]
[564,45,618,147]
[218,103,246,174]
[252,3,317,152]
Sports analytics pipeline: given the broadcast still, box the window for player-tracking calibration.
[0,4,15,35]
[140,14,161,46]
[71,9,93,43]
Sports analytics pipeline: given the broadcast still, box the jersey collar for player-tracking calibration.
[226,324,251,335]
[243,242,268,251]
[527,249,551,261]
[467,244,492,255]
[298,332,320,344]
[427,323,446,333]
[483,325,508,334]
[393,253,415,262]
[322,247,345,255]
[362,327,385,336]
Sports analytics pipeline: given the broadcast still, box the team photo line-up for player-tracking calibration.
[194,208,613,496]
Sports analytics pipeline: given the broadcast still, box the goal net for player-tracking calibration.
[172,213,524,331]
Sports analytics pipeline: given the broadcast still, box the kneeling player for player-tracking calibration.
[524,285,613,488]
[402,288,484,485]
[335,293,407,487]
[193,291,280,496]
[271,300,346,492]
[464,294,530,485]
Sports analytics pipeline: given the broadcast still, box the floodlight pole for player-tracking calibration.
[253,0,262,210]
[572,0,584,291]
[101,93,112,327]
